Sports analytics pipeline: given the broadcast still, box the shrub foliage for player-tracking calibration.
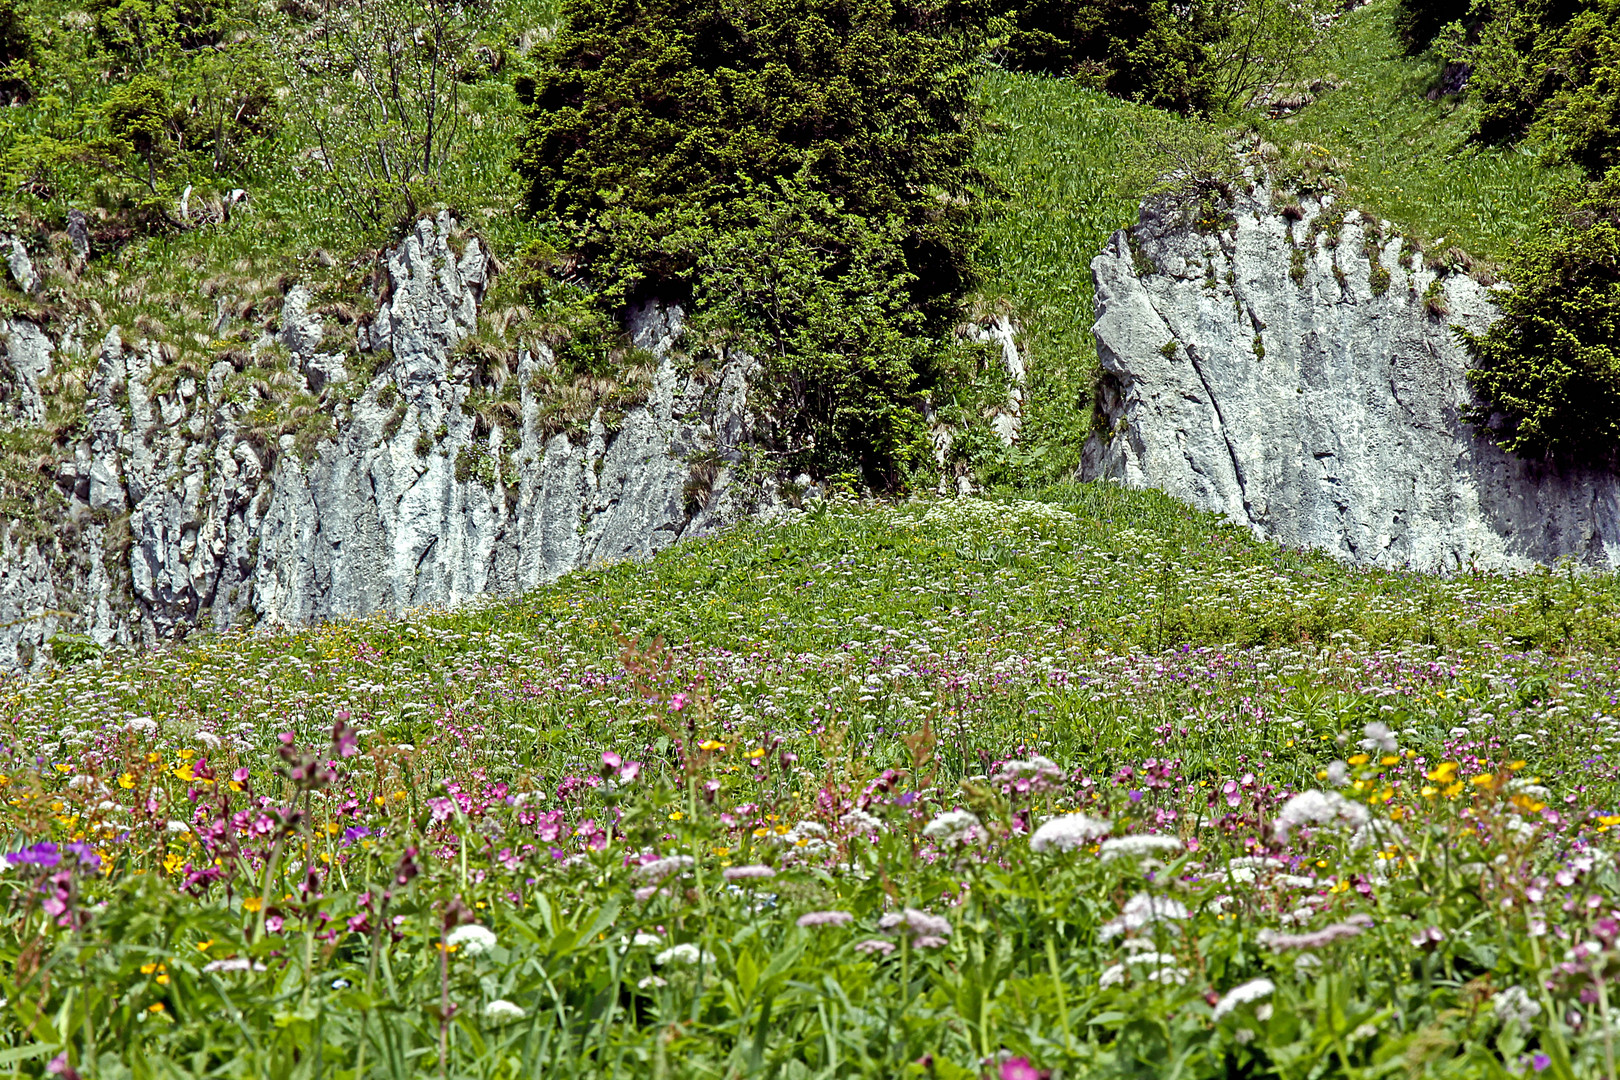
[513,0,995,487]
[997,0,1336,116]
[1463,170,1620,460]
[1446,0,1620,461]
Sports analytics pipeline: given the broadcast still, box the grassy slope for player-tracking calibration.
[8,487,1620,1070]
[974,73,1167,477]
[1264,0,1574,261]
[980,0,1571,483]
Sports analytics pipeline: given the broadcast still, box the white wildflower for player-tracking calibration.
[201,957,267,973]
[921,809,981,847]
[840,809,883,833]
[655,943,714,966]
[483,999,526,1024]
[1325,760,1349,787]
[1099,964,1126,988]
[1494,986,1541,1033]
[1359,722,1397,754]
[126,718,158,735]
[447,924,498,956]
[637,975,667,989]
[1211,978,1276,1021]
[1099,834,1183,861]
[993,756,1064,788]
[1100,892,1189,939]
[632,933,663,947]
[1273,790,1368,840]
[1029,813,1112,853]
[634,855,694,883]
[165,820,191,835]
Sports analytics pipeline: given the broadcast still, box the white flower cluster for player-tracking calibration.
[840,809,884,834]
[1211,978,1275,1021]
[1493,985,1541,1033]
[1099,892,1189,940]
[1272,790,1369,841]
[921,810,981,847]
[634,855,695,883]
[447,924,498,957]
[483,999,526,1024]
[1029,813,1112,853]
[1358,721,1398,754]
[1100,948,1190,988]
[1099,834,1184,861]
[992,755,1064,788]
[655,943,715,966]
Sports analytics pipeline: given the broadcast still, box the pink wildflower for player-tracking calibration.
[796,910,855,928]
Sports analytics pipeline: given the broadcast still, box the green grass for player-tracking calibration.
[7,485,1620,1074]
[1266,0,1575,261]
[973,72,1176,480]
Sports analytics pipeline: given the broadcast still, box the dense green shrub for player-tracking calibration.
[1462,169,1620,459]
[1465,0,1620,177]
[1389,0,1468,53]
[513,0,996,487]
[0,0,276,235]
[997,0,1336,116]
[996,0,1219,113]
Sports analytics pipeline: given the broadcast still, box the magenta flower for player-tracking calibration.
[1001,1058,1047,1080]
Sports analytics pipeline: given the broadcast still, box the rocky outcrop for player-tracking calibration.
[0,212,773,668]
[1081,179,1620,571]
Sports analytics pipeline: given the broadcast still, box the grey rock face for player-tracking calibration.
[1081,181,1620,570]
[0,212,774,668]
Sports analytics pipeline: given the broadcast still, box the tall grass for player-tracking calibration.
[973,73,1176,480]
[1262,0,1574,262]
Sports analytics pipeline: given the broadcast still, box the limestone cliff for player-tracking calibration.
[0,213,770,667]
[1080,179,1620,571]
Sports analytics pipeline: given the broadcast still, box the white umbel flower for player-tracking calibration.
[1099,892,1190,939]
[634,855,695,883]
[1273,790,1369,840]
[1029,813,1111,853]
[447,924,498,956]
[1099,834,1183,861]
[1493,985,1541,1032]
[655,942,714,966]
[1211,978,1276,1021]
[921,810,981,847]
[483,999,526,1024]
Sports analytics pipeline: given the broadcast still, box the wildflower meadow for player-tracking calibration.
[6,484,1620,1077]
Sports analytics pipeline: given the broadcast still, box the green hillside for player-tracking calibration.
[5,0,1620,1074]
[6,485,1620,1073]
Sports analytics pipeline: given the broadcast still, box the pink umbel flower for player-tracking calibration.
[722,864,775,881]
[797,910,855,928]
[1259,914,1375,951]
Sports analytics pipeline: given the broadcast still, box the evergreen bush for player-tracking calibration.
[996,0,1336,116]
[1462,170,1620,460]
[513,0,996,487]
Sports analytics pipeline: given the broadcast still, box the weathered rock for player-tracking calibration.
[0,212,777,668]
[1081,179,1620,570]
